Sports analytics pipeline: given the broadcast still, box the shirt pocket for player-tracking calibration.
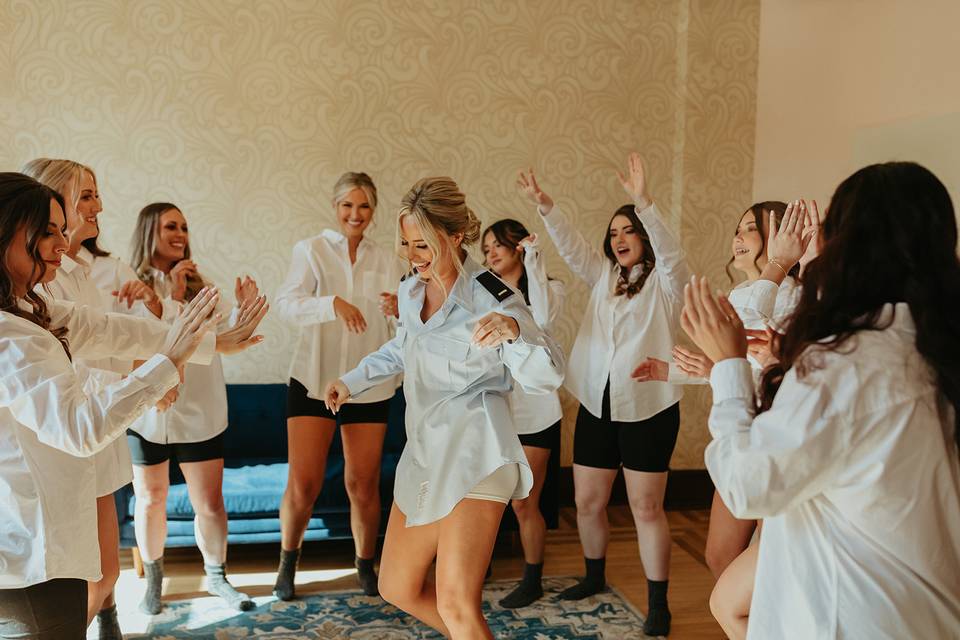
[420,335,499,392]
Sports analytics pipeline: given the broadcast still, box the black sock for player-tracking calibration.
[140,557,164,615]
[355,556,379,596]
[96,604,123,640]
[498,562,544,609]
[273,547,300,601]
[643,579,671,636]
[205,563,255,611]
[558,557,606,600]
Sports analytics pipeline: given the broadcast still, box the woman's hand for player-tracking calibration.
[672,345,714,378]
[215,294,269,355]
[680,276,748,363]
[155,386,179,412]
[334,296,367,334]
[616,152,653,210]
[113,279,162,317]
[161,288,222,368]
[517,169,555,215]
[234,275,259,308]
[745,327,779,368]
[631,357,668,382]
[378,292,399,319]
[471,312,520,348]
[798,199,823,272]
[766,200,812,271]
[169,259,198,302]
[323,379,350,414]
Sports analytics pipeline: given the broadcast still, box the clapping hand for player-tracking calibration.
[680,276,748,363]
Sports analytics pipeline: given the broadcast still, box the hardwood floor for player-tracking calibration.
[113,507,723,638]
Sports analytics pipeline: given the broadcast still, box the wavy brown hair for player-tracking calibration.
[0,172,71,357]
[758,162,960,453]
[603,204,655,298]
[724,201,799,282]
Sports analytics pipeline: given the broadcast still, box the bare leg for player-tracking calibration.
[623,469,671,581]
[279,417,336,550]
[180,458,227,566]
[705,491,757,579]
[341,422,387,559]
[558,464,618,600]
[710,541,759,640]
[131,461,170,562]
[87,495,121,625]
[499,445,551,608]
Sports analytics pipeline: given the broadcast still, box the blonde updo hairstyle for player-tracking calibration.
[20,158,89,216]
[333,171,378,215]
[397,177,481,283]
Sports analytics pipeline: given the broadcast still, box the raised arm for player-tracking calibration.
[616,152,690,304]
[521,235,565,332]
[518,169,607,285]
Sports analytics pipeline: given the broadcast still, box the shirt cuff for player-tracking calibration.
[709,358,754,402]
[130,354,180,395]
[340,369,368,398]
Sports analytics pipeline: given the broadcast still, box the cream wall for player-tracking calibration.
[0,0,760,468]
[754,0,960,206]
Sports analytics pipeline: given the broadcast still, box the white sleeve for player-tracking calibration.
[704,358,848,519]
[1,330,179,456]
[637,203,690,305]
[340,328,406,397]
[497,291,566,395]
[540,205,607,285]
[275,241,337,326]
[523,242,565,332]
[48,300,214,366]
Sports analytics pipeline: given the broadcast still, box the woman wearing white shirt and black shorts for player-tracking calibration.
[682,161,960,639]
[274,172,402,599]
[0,173,231,639]
[126,202,267,616]
[518,153,689,637]
[481,219,565,608]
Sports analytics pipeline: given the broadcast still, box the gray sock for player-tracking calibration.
[96,604,123,640]
[273,547,300,601]
[140,558,164,615]
[205,563,255,611]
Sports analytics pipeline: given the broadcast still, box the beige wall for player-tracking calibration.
[754,0,960,206]
[0,0,760,468]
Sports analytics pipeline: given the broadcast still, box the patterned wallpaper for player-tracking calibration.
[0,0,759,469]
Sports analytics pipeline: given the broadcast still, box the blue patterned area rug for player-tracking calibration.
[124,577,658,639]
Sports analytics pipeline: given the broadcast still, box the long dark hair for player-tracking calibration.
[725,201,800,282]
[0,172,71,356]
[130,202,205,302]
[758,162,960,452]
[603,204,655,297]
[482,218,531,304]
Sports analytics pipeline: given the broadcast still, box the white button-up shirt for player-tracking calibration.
[41,252,142,495]
[129,269,230,444]
[1,303,182,588]
[668,275,802,384]
[340,256,565,526]
[276,230,402,403]
[707,303,960,639]
[542,203,688,421]
[509,237,565,435]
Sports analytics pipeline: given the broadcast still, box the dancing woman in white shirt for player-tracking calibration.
[517,154,688,636]
[481,219,565,609]
[324,177,565,638]
[274,172,401,599]
[0,173,222,639]
[683,161,960,640]
[126,203,267,615]
[632,199,803,580]
[20,158,171,638]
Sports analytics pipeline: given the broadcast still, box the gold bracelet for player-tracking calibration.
[768,260,788,278]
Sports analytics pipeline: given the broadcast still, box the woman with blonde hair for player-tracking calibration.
[126,202,267,615]
[273,171,402,599]
[325,177,564,637]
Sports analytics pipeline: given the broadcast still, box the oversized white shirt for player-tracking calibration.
[340,256,565,526]
[707,304,960,639]
[129,268,230,444]
[541,203,688,421]
[668,275,802,384]
[0,304,182,588]
[509,237,565,435]
[276,230,402,403]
